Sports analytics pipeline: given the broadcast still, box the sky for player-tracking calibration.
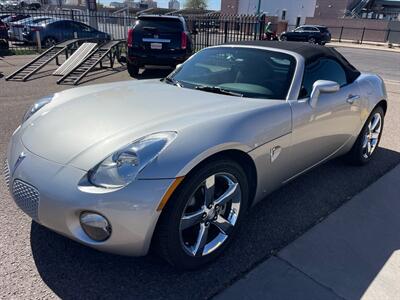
[101,0,221,10]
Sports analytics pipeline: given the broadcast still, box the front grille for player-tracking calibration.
[12,179,40,221]
[3,160,10,188]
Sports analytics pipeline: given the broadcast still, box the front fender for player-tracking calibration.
[138,101,292,179]
[357,74,387,123]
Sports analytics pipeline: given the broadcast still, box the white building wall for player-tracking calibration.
[238,0,317,26]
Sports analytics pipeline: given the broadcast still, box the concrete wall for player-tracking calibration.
[306,17,400,43]
[388,20,400,43]
[235,0,317,26]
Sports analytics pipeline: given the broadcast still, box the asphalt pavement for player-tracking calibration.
[0,47,399,299]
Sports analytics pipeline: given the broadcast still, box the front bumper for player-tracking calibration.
[5,128,175,256]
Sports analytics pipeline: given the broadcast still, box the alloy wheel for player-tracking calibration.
[179,173,241,257]
[362,113,382,159]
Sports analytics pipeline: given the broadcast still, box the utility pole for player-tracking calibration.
[256,0,262,14]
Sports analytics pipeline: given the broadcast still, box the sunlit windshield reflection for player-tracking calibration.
[168,47,296,100]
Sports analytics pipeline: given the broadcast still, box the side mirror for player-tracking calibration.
[309,80,340,108]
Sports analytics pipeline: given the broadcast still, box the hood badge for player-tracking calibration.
[12,152,26,176]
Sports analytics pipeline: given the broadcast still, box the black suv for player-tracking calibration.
[280,25,331,45]
[126,15,194,77]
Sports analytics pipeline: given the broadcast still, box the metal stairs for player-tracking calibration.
[5,39,83,81]
[349,0,374,18]
[57,40,125,86]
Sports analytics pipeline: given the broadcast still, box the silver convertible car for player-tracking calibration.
[5,41,387,269]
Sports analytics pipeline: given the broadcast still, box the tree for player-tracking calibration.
[185,0,207,10]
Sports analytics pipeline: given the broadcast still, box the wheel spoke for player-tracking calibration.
[214,179,239,207]
[370,115,381,131]
[371,132,380,139]
[212,215,233,235]
[367,141,372,155]
[204,175,215,206]
[192,223,209,256]
[181,209,205,230]
[362,135,369,149]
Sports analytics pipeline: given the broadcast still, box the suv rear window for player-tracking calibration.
[135,18,184,32]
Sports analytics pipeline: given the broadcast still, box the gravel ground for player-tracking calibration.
[0,47,399,300]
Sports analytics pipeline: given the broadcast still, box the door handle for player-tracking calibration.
[346,94,360,104]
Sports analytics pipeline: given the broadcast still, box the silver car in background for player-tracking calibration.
[5,41,387,269]
[8,16,52,41]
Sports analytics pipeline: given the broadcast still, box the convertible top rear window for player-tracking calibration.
[169,47,296,100]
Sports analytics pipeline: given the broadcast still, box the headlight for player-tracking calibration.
[22,95,53,123]
[89,132,177,188]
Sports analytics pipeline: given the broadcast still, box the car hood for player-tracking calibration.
[20,80,276,170]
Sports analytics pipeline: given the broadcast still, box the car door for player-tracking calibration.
[308,26,321,41]
[288,58,362,178]
[48,21,74,42]
[290,27,304,41]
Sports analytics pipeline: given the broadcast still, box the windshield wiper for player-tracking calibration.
[162,77,182,87]
[194,85,243,97]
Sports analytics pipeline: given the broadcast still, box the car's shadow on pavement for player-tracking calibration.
[135,68,173,80]
[30,147,400,300]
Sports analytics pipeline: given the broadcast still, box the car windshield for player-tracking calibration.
[168,47,296,100]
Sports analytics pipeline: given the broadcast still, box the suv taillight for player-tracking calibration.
[127,28,134,47]
[181,32,187,50]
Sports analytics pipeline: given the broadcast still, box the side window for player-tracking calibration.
[79,23,94,32]
[69,22,88,32]
[49,21,67,30]
[300,59,348,98]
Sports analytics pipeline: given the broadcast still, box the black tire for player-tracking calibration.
[308,37,317,44]
[154,159,249,270]
[280,35,287,41]
[127,63,139,77]
[346,106,385,165]
[0,39,9,50]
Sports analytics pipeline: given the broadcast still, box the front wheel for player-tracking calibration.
[280,35,287,41]
[346,106,385,165]
[154,159,249,269]
[308,37,317,44]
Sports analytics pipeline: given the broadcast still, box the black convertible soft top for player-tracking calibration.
[226,41,361,83]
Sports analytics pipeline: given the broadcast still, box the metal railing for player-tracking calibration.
[1,9,399,55]
[329,26,400,44]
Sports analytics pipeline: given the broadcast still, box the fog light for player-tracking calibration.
[80,212,111,241]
